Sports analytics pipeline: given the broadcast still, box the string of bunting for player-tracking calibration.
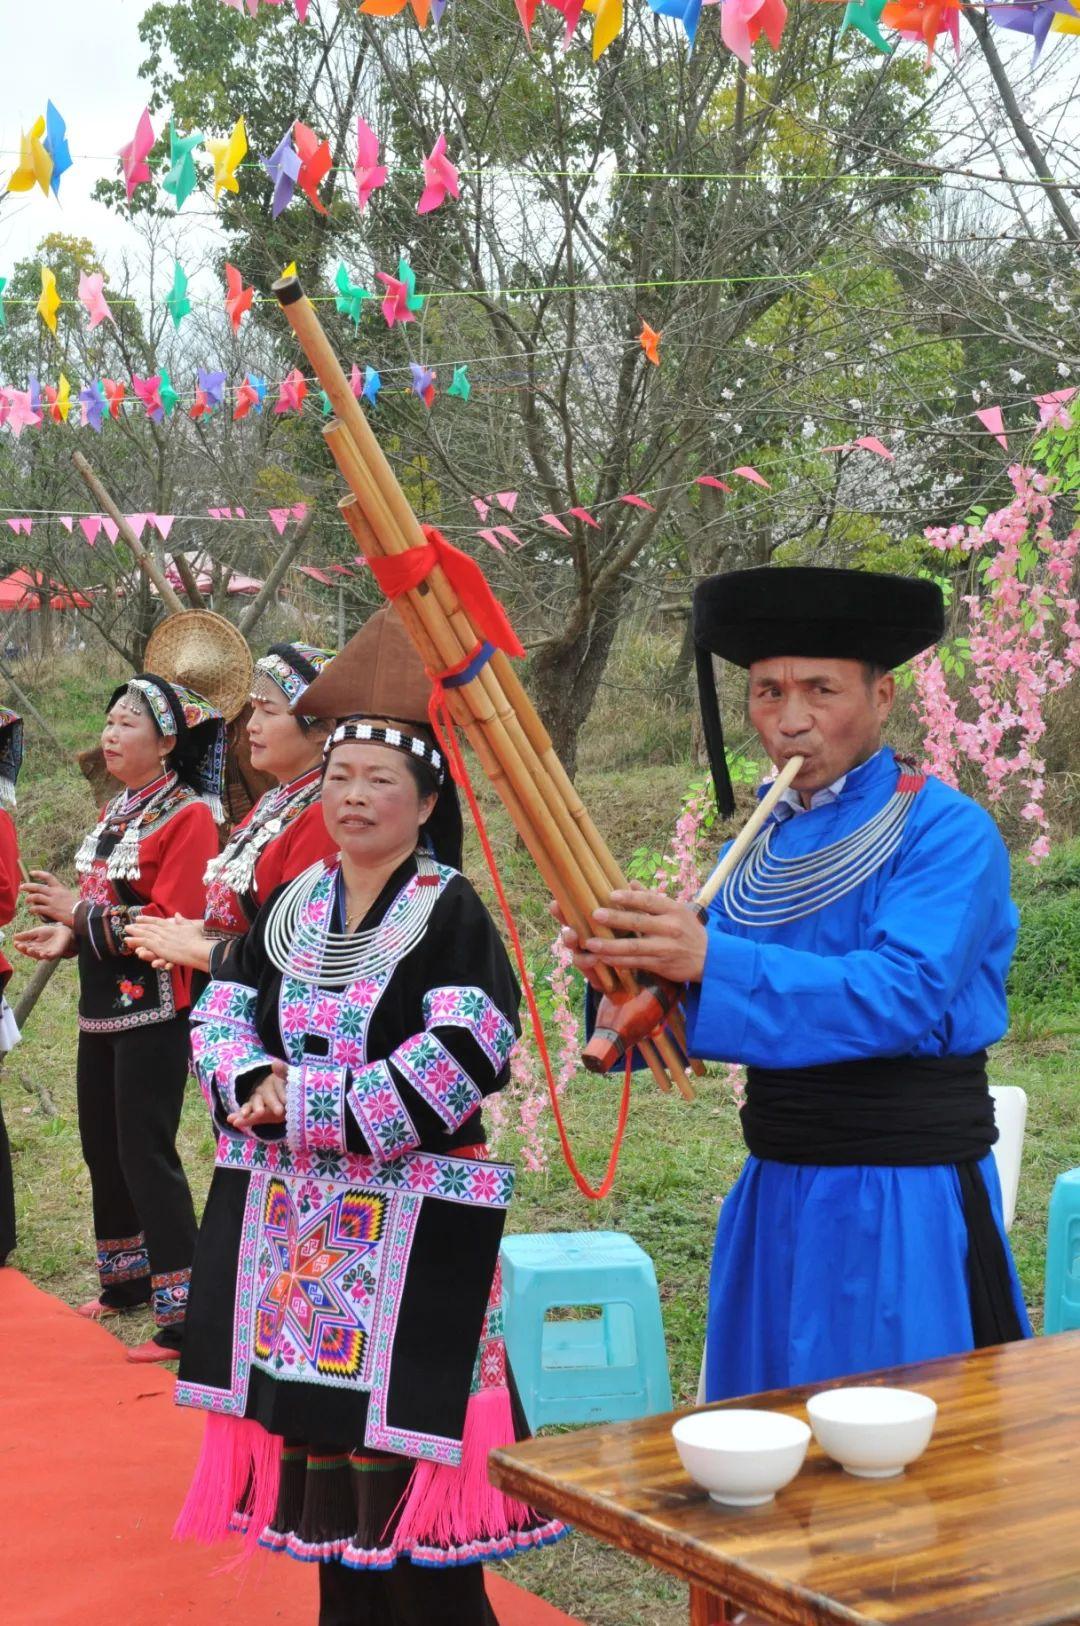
[6,0,1080,243]
[1,387,1071,553]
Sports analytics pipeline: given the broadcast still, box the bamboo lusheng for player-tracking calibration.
[274,274,694,1099]
[332,429,693,1100]
[583,756,804,1072]
[323,427,637,973]
[336,489,680,1102]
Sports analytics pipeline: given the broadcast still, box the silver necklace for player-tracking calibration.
[264,852,443,987]
[720,784,920,927]
[203,772,321,895]
[75,772,180,882]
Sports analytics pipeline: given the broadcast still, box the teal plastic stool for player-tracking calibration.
[500,1231,673,1430]
[1044,1167,1080,1334]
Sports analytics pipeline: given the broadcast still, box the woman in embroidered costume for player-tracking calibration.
[16,676,224,1362]
[175,610,564,1626]
[126,643,338,978]
[0,708,25,1264]
[562,567,1029,1401]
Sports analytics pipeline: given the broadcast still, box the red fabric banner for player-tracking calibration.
[367,524,525,659]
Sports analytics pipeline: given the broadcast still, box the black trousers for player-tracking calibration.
[76,1015,197,1327]
[0,1088,15,1261]
[318,1558,500,1626]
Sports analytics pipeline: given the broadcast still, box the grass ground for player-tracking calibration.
[3,648,1080,1626]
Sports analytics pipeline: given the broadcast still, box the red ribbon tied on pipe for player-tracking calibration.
[366,524,526,659]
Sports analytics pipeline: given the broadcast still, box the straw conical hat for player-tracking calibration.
[295,605,432,723]
[144,609,253,722]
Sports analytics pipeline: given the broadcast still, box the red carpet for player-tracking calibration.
[0,1269,579,1626]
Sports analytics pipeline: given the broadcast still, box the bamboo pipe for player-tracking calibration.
[274,278,438,559]
[694,755,804,909]
[338,494,678,1099]
[273,278,630,932]
[322,423,626,925]
[323,424,626,969]
[71,453,186,615]
[269,283,620,906]
[338,498,596,950]
[278,282,685,1095]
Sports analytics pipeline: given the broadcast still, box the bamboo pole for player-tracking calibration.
[695,755,804,908]
[339,473,687,1101]
[324,423,625,941]
[71,453,186,614]
[339,493,679,1100]
[276,278,689,1097]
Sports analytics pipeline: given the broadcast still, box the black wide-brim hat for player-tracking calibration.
[693,566,944,816]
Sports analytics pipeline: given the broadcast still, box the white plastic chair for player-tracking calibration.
[988,1084,1027,1233]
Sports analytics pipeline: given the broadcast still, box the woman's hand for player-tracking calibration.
[227,1059,288,1130]
[13,922,76,962]
[126,914,211,973]
[21,871,78,928]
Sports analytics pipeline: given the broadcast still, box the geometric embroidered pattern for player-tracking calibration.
[347,1060,418,1163]
[286,1062,349,1154]
[194,979,258,1030]
[422,985,517,1072]
[190,1023,276,1123]
[216,1131,517,1208]
[254,1180,386,1383]
[96,1231,149,1285]
[390,1031,481,1131]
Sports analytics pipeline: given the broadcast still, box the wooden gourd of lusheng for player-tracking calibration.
[271,274,790,1095]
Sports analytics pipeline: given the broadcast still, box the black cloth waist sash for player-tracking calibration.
[742,1052,1025,1348]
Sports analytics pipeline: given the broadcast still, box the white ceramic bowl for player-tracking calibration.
[672,1409,811,1507]
[806,1386,937,1479]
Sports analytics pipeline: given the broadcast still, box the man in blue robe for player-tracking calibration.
[564,566,1030,1400]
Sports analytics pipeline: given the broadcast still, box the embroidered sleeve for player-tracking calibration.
[73,900,144,959]
[345,1059,420,1163]
[422,985,517,1071]
[190,980,279,1136]
[285,1062,351,1155]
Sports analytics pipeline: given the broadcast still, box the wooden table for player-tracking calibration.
[490,1333,1080,1625]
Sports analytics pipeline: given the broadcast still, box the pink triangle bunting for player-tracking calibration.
[538,513,571,535]
[568,506,600,528]
[102,517,120,545]
[153,515,175,540]
[475,529,505,552]
[5,519,19,536]
[125,514,147,539]
[207,508,222,521]
[267,508,290,536]
[619,493,655,510]
[695,475,732,492]
[59,516,74,532]
[494,491,518,513]
[79,516,102,546]
[235,507,246,520]
[472,497,490,521]
[493,526,522,547]
[291,504,309,522]
[852,437,894,461]
[733,466,770,488]
[974,406,1008,450]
